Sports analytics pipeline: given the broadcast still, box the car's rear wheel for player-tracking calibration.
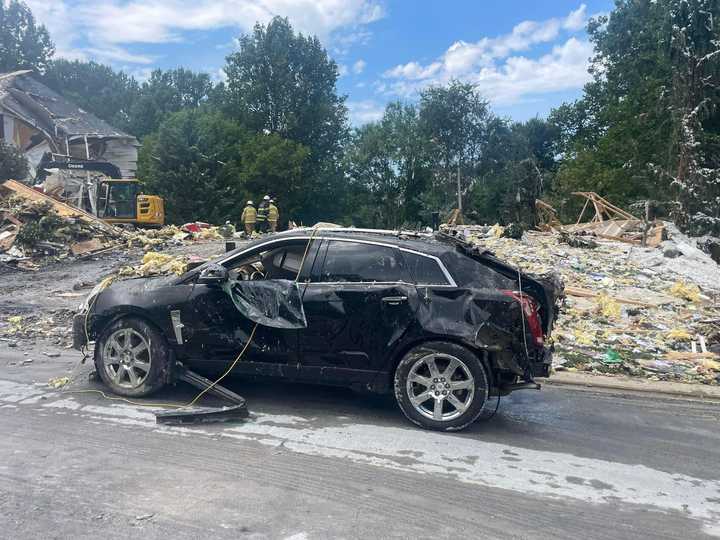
[95,317,170,397]
[394,342,489,431]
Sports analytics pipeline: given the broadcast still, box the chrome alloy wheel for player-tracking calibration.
[406,353,475,421]
[102,328,152,389]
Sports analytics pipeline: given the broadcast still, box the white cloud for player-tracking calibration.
[563,4,589,31]
[25,0,384,65]
[126,67,155,82]
[384,61,441,80]
[338,63,349,76]
[352,59,366,74]
[212,67,228,83]
[83,46,156,65]
[331,28,372,56]
[382,4,593,106]
[347,100,384,125]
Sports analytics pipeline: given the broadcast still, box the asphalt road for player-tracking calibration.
[1,344,719,539]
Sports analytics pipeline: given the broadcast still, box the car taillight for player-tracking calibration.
[501,290,544,347]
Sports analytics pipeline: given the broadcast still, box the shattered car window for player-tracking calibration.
[222,279,307,329]
[264,246,308,280]
[320,241,406,283]
[227,252,266,281]
[441,250,516,289]
[402,251,450,285]
[225,241,317,282]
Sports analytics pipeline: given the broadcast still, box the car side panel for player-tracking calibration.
[369,286,530,392]
[180,282,299,366]
[299,282,420,383]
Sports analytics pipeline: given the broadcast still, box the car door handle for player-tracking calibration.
[382,296,408,305]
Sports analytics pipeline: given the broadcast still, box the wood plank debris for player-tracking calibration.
[1,179,120,234]
[562,192,665,247]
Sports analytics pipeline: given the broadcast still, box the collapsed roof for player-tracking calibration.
[0,70,138,178]
[0,70,133,142]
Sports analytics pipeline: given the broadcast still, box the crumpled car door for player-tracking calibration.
[221,279,307,329]
[181,279,303,366]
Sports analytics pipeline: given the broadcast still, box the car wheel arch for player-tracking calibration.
[91,307,163,342]
[384,337,494,392]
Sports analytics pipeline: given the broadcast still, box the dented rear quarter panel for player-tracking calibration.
[372,286,528,389]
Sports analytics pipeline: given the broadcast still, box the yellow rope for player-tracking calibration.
[184,323,258,408]
[61,388,181,409]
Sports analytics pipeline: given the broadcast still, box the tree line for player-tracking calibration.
[1,0,719,234]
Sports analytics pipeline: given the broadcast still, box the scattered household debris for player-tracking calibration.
[0,179,229,270]
[559,230,598,249]
[447,223,720,384]
[0,179,125,267]
[117,251,189,277]
[0,310,76,348]
[445,208,464,226]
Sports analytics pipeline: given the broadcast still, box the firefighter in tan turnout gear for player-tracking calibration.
[241,200,257,237]
[268,198,279,232]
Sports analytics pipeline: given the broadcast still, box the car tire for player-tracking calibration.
[394,341,489,432]
[94,317,170,398]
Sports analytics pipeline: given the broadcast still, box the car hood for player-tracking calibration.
[106,275,178,294]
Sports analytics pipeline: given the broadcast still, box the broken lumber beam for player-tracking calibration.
[564,286,657,307]
[0,179,121,236]
[663,351,720,361]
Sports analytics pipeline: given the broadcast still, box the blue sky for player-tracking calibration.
[27,0,613,125]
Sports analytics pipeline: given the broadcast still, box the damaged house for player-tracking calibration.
[0,70,138,179]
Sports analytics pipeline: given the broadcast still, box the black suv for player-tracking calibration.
[74,228,562,431]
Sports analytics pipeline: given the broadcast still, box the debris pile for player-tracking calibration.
[125,223,224,250]
[562,192,665,247]
[0,183,125,269]
[117,251,189,277]
[453,224,720,384]
[1,179,229,271]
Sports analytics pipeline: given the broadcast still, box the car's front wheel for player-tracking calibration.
[394,342,489,431]
[95,317,170,397]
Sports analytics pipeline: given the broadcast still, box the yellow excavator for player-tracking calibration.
[36,159,165,227]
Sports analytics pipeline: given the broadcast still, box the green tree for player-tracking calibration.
[418,81,493,212]
[0,0,54,73]
[665,0,720,231]
[128,68,215,138]
[138,108,245,224]
[468,118,558,226]
[346,122,403,229]
[224,17,348,223]
[138,108,309,225]
[549,0,686,219]
[0,140,29,180]
[225,17,347,161]
[233,132,309,224]
[42,60,140,129]
[346,102,431,228]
